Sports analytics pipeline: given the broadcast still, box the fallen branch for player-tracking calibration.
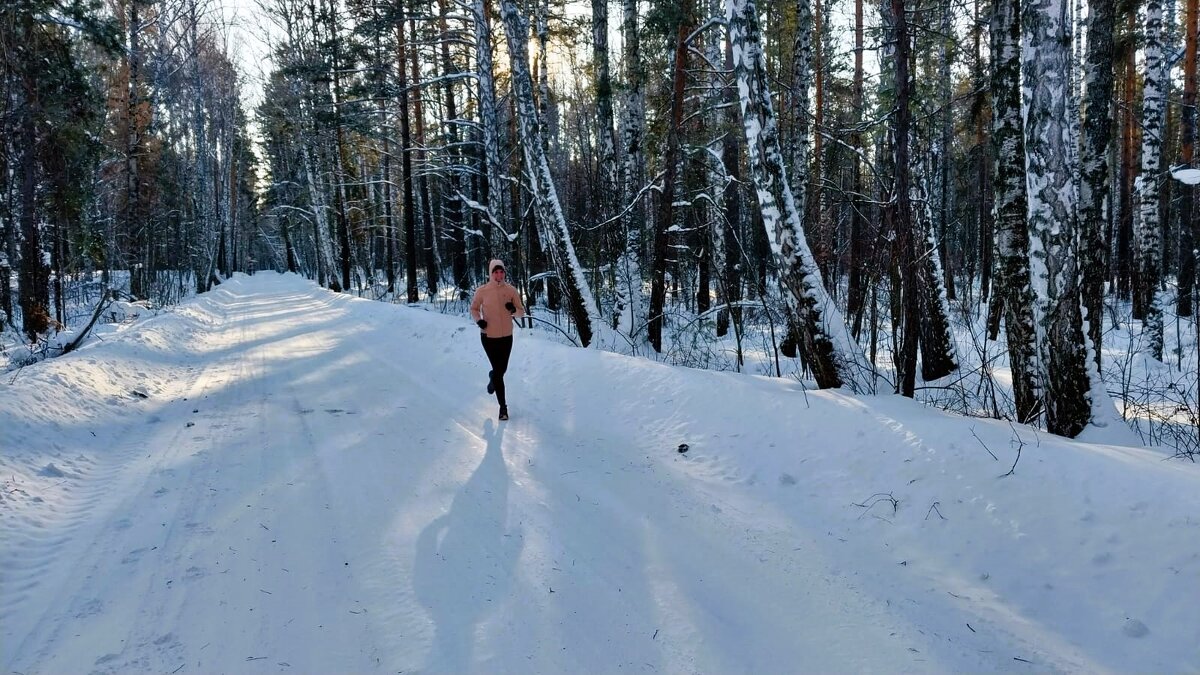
[925,501,946,520]
[853,492,899,518]
[62,293,115,355]
[1000,423,1027,478]
[970,427,999,461]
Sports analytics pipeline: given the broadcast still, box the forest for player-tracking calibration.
[1,0,1197,444]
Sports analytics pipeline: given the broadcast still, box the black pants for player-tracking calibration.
[481,334,513,407]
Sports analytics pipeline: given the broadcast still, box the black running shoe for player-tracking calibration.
[487,370,495,394]
[498,407,509,421]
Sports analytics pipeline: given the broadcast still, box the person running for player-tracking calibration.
[470,259,525,420]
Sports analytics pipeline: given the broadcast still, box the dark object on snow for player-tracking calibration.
[477,319,488,330]
[499,406,509,421]
[677,443,689,453]
[505,301,516,314]
[487,370,496,394]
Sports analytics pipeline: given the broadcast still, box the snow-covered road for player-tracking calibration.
[3,273,1198,673]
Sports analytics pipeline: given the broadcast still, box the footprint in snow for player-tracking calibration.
[75,599,104,619]
[1122,618,1149,638]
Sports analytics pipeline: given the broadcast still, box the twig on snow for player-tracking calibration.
[970,427,999,461]
[1000,423,1027,477]
[925,501,946,520]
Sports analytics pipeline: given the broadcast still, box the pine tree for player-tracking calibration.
[1180,0,1198,316]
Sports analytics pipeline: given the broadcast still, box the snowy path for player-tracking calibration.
[3,273,1199,673]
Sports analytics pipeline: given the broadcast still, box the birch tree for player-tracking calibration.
[790,0,812,223]
[498,0,604,347]
[1023,0,1094,436]
[726,0,870,391]
[471,0,506,257]
[615,0,645,340]
[1136,0,1166,360]
[1078,0,1115,361]
[592,0,617,222]
[914,170,959,381]
[992,0,1039,422]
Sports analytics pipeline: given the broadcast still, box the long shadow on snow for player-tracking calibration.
[413,419,522,672]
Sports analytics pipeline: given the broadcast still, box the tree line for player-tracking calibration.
[2,0,1197,438]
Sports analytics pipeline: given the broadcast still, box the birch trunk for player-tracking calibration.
[616,0,646,340]
[1079,0,1115,362]
[1023,0,1095,436]
[726,0,870,391]
[791,0,812,223]
[499,0,604,347]
[1136,0,1166,359]
[992,0,1040,422]
[471,0,506,258]
[914,175,960,381]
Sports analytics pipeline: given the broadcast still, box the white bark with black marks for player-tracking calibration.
[499,0,606,348]
[726,0,872,391]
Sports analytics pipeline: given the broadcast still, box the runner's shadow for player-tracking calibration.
[413,419,522,672]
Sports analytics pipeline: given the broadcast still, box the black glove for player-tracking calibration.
[477,319,487,330]
[505,301,516,314]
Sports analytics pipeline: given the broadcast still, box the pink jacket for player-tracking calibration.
[470,281,526,338]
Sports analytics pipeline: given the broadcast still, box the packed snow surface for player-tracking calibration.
[2,273,1198,673]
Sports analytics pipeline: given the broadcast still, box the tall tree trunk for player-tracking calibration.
[812,0,828,279]
[1137,0,1166,359]
[938,0,956,300]
[726,0,870,391]
[975,0,994,309]
[498,0,603,347]
[472,0,506,258]
[438,0,468,295]
[720,27,745,341]
[18,93,49,339]
[648,0,692,352]
[1079,0,1115,363]
[616,0,646,339]
[791,0,812,226]
[992,0,1040,423]
[1179,0,1197,315]
[1117,8,1137,298]
[847,0,867,336]
[1023,0,1095,436]
[325,0,352,293]
[914,175,959,380]
[592,0,617,220]
[409,18,439,298]
[889,0,921,397]
[396,23,419,303]
[126,0,147,299]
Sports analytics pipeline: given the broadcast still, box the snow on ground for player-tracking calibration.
[2,272,1198,673]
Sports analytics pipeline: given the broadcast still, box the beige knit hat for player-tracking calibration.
[489,259,506,273]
